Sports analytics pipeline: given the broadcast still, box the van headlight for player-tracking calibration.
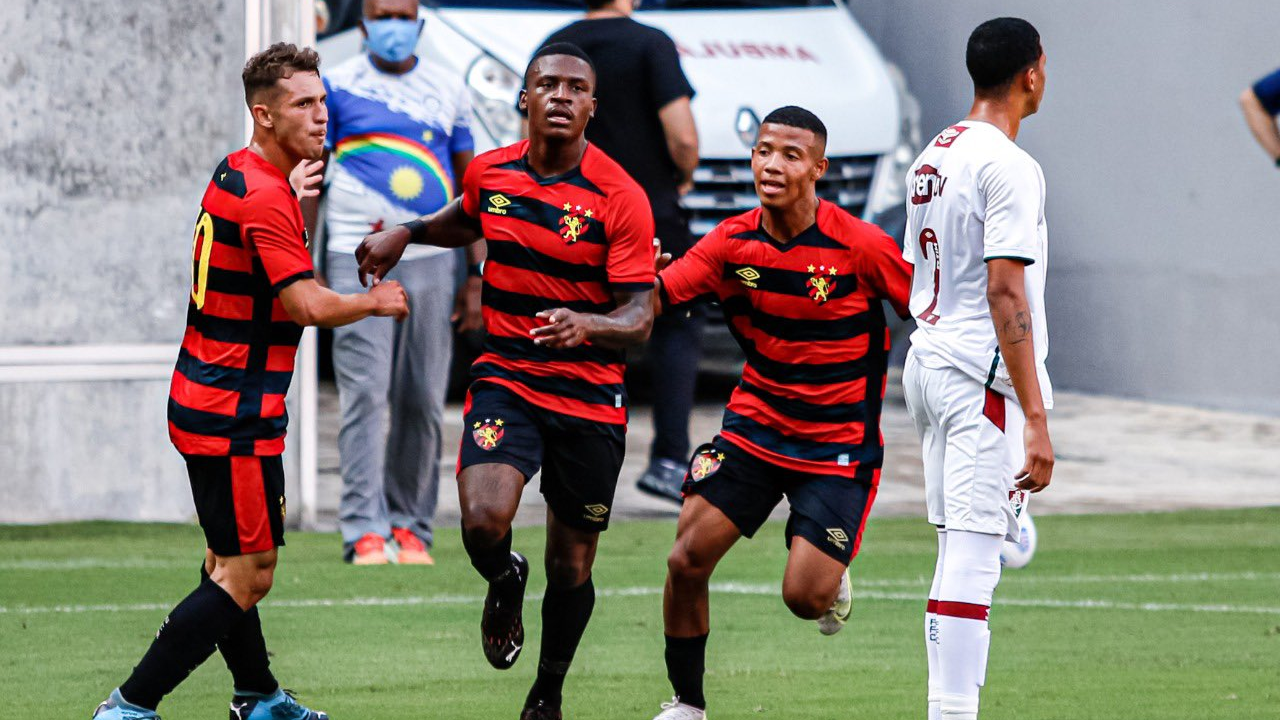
[867,63,922,228]
[467,54,522,147]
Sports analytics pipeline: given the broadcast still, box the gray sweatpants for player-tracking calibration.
[328,249,456,550]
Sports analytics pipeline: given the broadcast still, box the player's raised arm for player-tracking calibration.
[354,198,482,286]
[857,227,913,319]
[653,224,727,320]
[278,278,408,328]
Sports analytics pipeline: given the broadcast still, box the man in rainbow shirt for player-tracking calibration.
[313,0,482,565]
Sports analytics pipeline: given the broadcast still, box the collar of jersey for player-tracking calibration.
[516,152,587,187]
[755,208,824,250]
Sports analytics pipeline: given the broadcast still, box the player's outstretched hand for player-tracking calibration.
[290,159,325,200]
[654,237,673,274]
[369,280,410,321]
[356,225,411,287]
[1015,418,1054,493]
[531,308,591,348]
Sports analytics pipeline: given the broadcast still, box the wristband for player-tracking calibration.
[467,262,484,278]
[400,218,428,244]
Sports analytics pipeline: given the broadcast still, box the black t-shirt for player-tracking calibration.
[540,17,696,253]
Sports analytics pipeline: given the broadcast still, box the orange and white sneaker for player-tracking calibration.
[351,533,389,565]
[392,527,435,566]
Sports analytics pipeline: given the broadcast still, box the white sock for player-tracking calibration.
[926,527,946,720]
[935,530,1003,720]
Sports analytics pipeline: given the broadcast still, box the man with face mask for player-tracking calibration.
[308,0,482,565]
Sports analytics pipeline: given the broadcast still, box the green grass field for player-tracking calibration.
[2,509,1278,719]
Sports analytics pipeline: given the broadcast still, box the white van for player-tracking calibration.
[319,0,919,373]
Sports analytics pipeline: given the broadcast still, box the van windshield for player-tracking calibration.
[428,1,835,9]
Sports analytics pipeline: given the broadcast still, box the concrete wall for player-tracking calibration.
[850,1,1280,414]
[0,0,247,522]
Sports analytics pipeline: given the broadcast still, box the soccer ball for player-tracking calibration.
[1000,512,1037,569]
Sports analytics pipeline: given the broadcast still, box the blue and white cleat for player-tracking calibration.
[229,688,329,720]
[92,689,160,719]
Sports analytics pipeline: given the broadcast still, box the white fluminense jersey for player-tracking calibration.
[903,121,1052,409]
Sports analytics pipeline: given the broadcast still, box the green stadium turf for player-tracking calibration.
[2,509,1277,719]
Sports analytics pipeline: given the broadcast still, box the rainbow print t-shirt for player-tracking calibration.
[322,53,474,258]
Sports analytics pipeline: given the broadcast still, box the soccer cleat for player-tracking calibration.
[350,532,389,565]
[817,567,852,636]
[519,699,562,720]
[481,551,529,670]
[92,689,160,719]
[229,688,328,720]
[391,527,435,566]
[635,458,687,505]
[652,698,706,719]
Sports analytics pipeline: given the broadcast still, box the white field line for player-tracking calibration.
[2,582,1278,616]
[851,571,1280,587]
[4,559,1277,588]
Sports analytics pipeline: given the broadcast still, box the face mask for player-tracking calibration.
[364,18,423,64]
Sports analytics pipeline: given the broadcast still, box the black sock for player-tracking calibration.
[119,578,244,710]
[200,565,278,696]
[526,576,596,708]
[665,634,709,710]
[461,522,513,582]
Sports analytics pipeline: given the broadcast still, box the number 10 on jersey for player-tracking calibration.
[916,228,941,325]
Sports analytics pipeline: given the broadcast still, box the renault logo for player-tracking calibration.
[736,107,760,149]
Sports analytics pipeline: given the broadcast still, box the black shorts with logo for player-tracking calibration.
[185,454,287,557]
[683,437,876,564]
[458,382,625,533]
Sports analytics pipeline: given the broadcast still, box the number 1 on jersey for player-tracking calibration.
[916,228,941,325]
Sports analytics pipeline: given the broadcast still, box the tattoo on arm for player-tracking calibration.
[1001,310,1032,345]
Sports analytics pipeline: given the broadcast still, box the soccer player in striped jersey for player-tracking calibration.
[356,43,655,720]
[647,106,912,720]
[93,44,408,720]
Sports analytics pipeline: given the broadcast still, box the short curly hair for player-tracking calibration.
[242,42,321,107]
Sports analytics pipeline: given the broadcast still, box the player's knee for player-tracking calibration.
[247,567,275,601]
[544,554,590,589]
[667,542,714,584]
[781,586,828,620]
[462,512,510,550]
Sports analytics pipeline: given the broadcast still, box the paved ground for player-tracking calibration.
[314,372,1280,533]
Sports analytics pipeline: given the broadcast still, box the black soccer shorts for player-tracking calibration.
[458,382,625,532]
[184,454,286,557]
[683,437,876,564]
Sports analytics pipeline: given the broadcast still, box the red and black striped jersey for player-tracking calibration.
[168,148,315,456]
[659,201,911,481]
[460,139,655,425]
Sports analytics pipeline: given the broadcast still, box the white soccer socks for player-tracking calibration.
[925,527,947,720]
[930,529,1003,720]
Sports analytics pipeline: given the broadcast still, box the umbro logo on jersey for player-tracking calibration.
[912,164,947,205]
[583,504,609,522]
[487,194,512,215]
[934,125,969,148]
[827,528,849,550]
[736,267,761,288]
